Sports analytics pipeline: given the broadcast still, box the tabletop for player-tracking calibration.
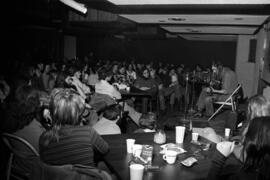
[102,131,216,180]
[120,86,153,99]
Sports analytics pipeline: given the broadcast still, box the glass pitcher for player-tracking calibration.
[154,129,166,144]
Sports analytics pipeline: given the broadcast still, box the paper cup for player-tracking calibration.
[126,87,131,92]
[176,126,185,144]
[132,144,143,157]
[126,139,135,153]
[192,132,199,142]
[225,128,231,137]
[130,164,144,180]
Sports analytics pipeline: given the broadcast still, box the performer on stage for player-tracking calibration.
[194,62,238,117]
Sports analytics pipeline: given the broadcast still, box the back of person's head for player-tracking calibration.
[102,104,121,121]
[97,68,112,80]
[242,116,270,180]
[1,84,41,133]
[42,89,85,143]
[50,88,85,127]
[247,95,270,121]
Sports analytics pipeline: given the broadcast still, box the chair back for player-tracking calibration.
[209,84,242,121]
[2,133,39,158]
[2,133,40,180]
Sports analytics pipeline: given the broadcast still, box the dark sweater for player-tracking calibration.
[207,150,258,180]
[39,125,109,166]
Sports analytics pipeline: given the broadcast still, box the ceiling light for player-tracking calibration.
[168,17,186,21]
[234,17,243,20]
[59,0,87,14]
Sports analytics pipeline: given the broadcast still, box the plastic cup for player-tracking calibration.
[192,132,199,142]
[176,126,185,144]
[225,128,231,138]
[126,139,135,153]
[130,164,144,180]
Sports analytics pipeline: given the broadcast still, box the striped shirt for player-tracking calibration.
[39,125,109,166]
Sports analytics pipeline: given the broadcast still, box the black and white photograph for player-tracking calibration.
[1,1,270,180]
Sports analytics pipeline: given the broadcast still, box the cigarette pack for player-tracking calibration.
[141,145,153,165]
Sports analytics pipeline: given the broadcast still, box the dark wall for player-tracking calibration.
[77,37,237,70]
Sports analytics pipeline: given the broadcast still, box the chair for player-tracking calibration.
[1,133,39,180]
[208,84,242,121]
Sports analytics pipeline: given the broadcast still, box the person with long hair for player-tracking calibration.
[39,88,109,166]
[207,116,270,180]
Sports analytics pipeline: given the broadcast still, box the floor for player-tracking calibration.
[155,100,247,137]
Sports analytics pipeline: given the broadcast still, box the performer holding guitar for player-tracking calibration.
[193,62,238,117]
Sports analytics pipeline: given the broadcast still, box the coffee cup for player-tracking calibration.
[163,150,177,164]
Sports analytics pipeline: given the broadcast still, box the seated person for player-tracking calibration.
[197,94,270,161]
[207,116,270,180]
[39,89,109,167]
[1,84,45,174]
[134,112,157,133]
[65,66,91,100]
[93,104,121,135]
[194,62,238,117]
[91,68,143,126]
[158,67,177,113]
[134,68,158,113]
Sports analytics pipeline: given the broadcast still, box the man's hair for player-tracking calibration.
[1,84,41,133]
[102,104,121,121]
[97,67,113,80]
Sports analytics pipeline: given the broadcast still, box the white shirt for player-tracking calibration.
[87,74,99,86]
[93,117,121,135]
[95,80,121,99]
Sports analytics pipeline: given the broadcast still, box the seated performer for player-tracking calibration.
[194,62,238,117]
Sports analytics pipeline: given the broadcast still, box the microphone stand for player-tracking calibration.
[183,73,193,131]
[188,71,196,115]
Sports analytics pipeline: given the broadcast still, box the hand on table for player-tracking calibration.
[201,127,222,143]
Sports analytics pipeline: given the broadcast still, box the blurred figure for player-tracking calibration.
[93,104,121,135]
[208,116,270,180]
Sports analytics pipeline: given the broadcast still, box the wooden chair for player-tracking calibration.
[208,84,242,121]
[1,133,39,180]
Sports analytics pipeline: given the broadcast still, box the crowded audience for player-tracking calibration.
[1,56,269,180]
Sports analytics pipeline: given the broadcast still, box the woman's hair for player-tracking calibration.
[43,88,85,142]
[242,116,270,180]
[1,84,41,133]
[247,95,270,121]
[50,88,85,126]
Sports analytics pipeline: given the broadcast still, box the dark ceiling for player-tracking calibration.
[10,0,270,40]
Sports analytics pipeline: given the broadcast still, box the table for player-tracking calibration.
[119,86,156,112]
[102,131,215,180]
